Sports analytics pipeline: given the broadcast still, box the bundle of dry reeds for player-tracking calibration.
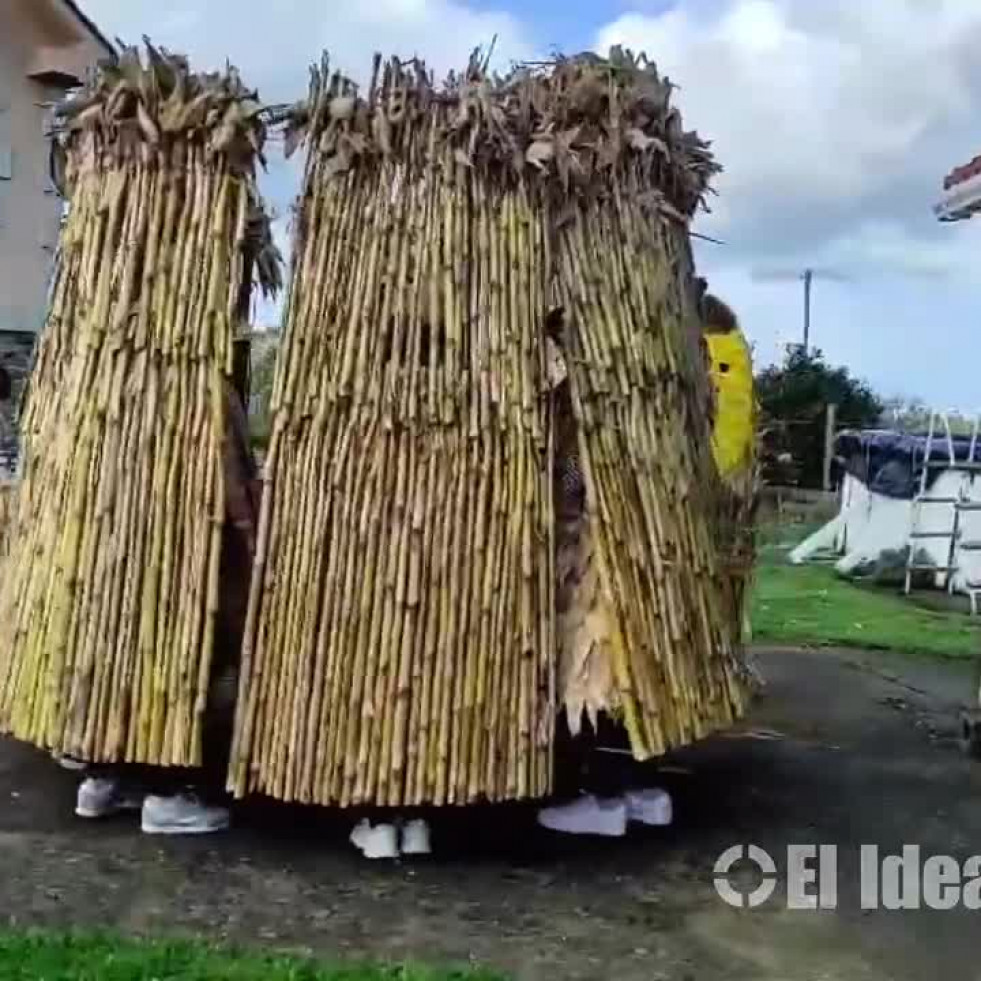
[0,44,280,765]
[229,53,556,807]
[230,47,747,806]
[0,481,13,558]
[539,52,748,755]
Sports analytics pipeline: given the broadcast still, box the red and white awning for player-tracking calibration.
[936,154,981,221]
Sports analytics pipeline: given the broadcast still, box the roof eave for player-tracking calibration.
[58,0,116,61]
[935,169,981,223]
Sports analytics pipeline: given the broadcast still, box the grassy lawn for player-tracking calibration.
[751,521,981,659]
[0,932,501,981]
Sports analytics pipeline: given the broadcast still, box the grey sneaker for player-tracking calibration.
[75,777,143,819]
[141,793,230,836]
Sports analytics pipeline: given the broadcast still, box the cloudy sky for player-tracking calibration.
[81,0,981,407]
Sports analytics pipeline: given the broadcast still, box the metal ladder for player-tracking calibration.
[904,410,981,611]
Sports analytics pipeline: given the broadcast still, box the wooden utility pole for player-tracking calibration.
[802,268,813,351]
[823,402,838,491]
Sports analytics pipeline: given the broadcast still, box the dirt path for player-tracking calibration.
[0,646,979,980]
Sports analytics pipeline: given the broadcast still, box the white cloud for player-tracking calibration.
[597,1,981,402]
[598,1,981,274]
[82,0,530,100]
[811,219,981,282]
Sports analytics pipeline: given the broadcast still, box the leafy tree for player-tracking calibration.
[249,339,279,452]
[881,397,976,437]
[756,347,883,489]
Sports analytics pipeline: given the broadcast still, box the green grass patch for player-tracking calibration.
[0,932,502,981]
[751,522,981,659]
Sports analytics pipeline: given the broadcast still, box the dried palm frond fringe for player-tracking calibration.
[0,43,281,765]
[229,47,749,808]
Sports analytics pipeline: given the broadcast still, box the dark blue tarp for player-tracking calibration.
[834,429,981,500]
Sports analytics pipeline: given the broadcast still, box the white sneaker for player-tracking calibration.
[54,752,87,772]
[537,795,628,837]
[349,819,400,859]
[401,819,432,856]
[75,777,143,819]
[625,788,673,827]
[349,818,372,851]
[141,793,230,836]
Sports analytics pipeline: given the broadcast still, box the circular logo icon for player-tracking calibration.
[714,844,778,908]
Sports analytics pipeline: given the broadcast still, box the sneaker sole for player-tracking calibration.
[538,819,627,837]
[359,848,400,859]
[75,807,106,819]
[75,804,142,819]
[141,819,230,836]
[627,814,671,827]
[540,827,627,837]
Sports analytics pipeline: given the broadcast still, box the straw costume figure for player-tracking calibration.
[0,45,281,834]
